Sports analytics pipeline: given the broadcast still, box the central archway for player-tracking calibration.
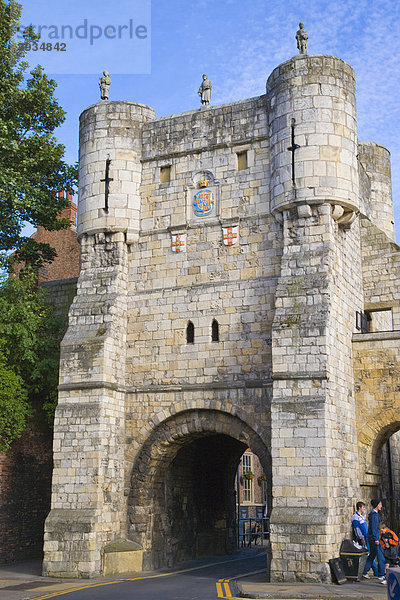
[126,409,271,569]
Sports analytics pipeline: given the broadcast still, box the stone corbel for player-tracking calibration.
[331,205,344,221]
[337,210,357,227]
[331,205,357,228]
[297,204,312,218]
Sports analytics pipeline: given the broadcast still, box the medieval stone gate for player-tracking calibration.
[42,48,400,582]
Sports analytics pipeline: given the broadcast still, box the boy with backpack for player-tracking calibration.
[378,522,399,584]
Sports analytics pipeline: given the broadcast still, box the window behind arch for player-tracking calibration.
[186,321,194,344]
[211,319,219,342]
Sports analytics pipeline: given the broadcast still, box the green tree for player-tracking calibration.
[0,272,66,448]
[0,1,77,448]
[0,0,77,270]
[0,340,31,453]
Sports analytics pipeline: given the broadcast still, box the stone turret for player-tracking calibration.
[267,54,359,225]
[43,100,155,578]
[358,141,395,241]
[78,101,155,243]
[267,54,363,582]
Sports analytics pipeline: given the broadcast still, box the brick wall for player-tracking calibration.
[12,193,81,283]
[0,413,53,563]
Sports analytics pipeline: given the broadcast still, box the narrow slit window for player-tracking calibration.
[160,165,171,183]
[237,151,248,171]
[186,321,194,344]
[211,319,219,342]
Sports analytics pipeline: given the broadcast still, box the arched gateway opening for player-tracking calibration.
[370,422,400,533]
[127,409,271,570]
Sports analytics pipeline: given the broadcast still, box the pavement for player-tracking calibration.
[237,572,389,600]
[0,559,390,600]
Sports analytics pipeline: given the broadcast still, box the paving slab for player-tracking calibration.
[237,576,388,600]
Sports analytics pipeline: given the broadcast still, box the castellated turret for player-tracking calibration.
[78,101,155,243]
[358,141,395,241]
[267,55,359,224]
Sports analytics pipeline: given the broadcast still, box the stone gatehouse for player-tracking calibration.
[42,51,400,582]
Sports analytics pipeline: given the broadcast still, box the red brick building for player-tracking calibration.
[12,192,81,283]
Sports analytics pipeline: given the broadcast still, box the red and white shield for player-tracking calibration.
[222,226,238,246]
[171,233,186,252]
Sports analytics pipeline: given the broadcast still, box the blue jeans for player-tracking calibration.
[363,540,385,577]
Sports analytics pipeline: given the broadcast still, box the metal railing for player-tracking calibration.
[238,517,270,547]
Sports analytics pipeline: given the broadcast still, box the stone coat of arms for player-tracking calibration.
[193,188,215,217]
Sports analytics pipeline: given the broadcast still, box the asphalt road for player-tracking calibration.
[28,549,267,600]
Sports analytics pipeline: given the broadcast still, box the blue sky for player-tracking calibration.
[21,0,400,241]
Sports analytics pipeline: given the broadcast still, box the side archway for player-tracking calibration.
[357,411,400,531]
[126,409,271,569]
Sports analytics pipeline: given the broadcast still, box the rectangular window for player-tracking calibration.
[237,151,248,171]
[367,309,393,332]
[242,453,253,503]
[160,165,171,183]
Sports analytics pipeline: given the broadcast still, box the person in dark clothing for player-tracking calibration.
[362,499,385,581]
[379,522,399,568]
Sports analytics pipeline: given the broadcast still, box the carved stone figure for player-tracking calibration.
[198,74,212,106]
[296,22,308,55]
[99,70,111,100]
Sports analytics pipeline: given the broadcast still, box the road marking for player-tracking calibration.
[223,580,233,597]
[215,567,268,599]
[215,579,241,599]
[30,552,266,600]
[216,580,224,596]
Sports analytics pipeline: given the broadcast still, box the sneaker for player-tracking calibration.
[377,576,385,581]
[380,579,387,585]
[362,574,370,579]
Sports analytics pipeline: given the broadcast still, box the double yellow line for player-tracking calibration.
[216,568,267,599]
[216,577,235,598]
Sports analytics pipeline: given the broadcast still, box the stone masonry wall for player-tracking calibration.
[270,205,362,582]
[360,217,400,329]
[353,331,400,491]
[43,233,129,578]
[124,96,278,567]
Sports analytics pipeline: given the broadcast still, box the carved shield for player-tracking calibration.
[223,226,238,246]
[193,189,215,217]
[171,233,186,253]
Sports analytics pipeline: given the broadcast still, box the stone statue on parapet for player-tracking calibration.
[296,22,308,55]
[99,70,111,100]
[198,74,212,106]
